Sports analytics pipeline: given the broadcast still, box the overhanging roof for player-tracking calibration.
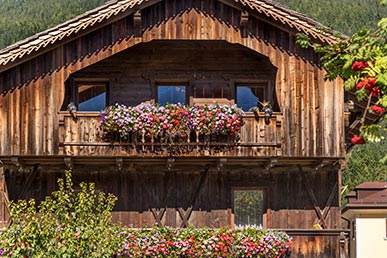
[0,0,340,68]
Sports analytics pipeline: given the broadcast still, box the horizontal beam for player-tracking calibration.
[271,228,350,236]
[0,155,343,168]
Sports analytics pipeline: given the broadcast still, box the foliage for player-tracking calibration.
[275,0,387,35]
[297,16,387,144]
[0,171,120,258]
[234,190,263,226]
[100,103,244,143]
[342,118,387,204]
[0,0,109,49]
[116,226,292,257]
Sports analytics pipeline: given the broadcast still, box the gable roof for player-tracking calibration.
[0,0,340,68]
[343,182,387,214]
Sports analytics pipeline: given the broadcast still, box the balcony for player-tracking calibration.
[58,112,282,157]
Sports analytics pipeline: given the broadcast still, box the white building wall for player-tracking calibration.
[356,217,387,258]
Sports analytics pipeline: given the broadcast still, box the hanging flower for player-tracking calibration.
[351,61,369,71]
[351,134,366,145]
[100,103,245,142]
[370,105,385,115]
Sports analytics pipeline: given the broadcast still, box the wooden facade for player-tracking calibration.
[0,0,347,257]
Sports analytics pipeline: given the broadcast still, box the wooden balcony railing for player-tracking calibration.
[58,112,282,157]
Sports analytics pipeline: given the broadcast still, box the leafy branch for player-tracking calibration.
[297,17,387,144]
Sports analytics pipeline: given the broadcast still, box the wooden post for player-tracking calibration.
[0,166,10,227]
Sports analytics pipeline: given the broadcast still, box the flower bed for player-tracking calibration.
[0,226,291,258]
[117,226,292,258]
[100,103,244,143]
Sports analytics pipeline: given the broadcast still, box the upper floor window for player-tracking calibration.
[77,82,107,111]
[236,83,266,112]
[157,84,187,105]
[233,189,265,227]
[193,81,231,99]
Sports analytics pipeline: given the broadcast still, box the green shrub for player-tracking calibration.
[0,170,120,258]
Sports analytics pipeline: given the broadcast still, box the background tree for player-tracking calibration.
[275,0,387,35]
[0,0,108,49]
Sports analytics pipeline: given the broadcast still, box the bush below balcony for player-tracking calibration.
[99,103,244,144]
[0,171,291,258]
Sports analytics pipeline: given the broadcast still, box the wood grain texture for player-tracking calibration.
[0,1,344,256]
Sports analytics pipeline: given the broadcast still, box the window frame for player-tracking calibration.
[235,80,275,112]
[71,79,110,112]
[231,187,267,228]
[155,82,189,106]
[385,218,387,239]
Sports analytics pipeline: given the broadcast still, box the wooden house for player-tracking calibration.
[0,0,350,256]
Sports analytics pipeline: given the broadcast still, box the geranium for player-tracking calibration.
[100,103,245,143]
[116,226,291,257]
[351,61,369,71]
[371,105,385,115]
[351,134,366,145]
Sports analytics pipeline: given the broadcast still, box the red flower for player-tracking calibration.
[351,134,366,145]
[351,61,369,71]
[371,105,385,115]
[372,86,382,97]
[368,77,377,86]
[356,79,366,90]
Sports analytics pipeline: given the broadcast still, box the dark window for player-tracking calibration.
[77,82,107,111]
[233,189,264,227]
[157,85,186,105]
[236,84,266,112]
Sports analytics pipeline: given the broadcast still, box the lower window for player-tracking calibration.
[233,189,264,227]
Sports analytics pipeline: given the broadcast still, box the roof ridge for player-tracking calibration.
[0,0,342,67]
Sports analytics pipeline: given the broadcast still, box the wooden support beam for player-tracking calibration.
[116,158,123,171]
[216,158,227,171]
[313,159,331,171]
[166,158,175,171]
[17,165,39,200]
[136,168,175,226]
[298,165,327,229]
[264,158,278,171]
[11,156,24,171]
[64,157,73,170]
[0,166,10,227]
[178,166,209,227]
[321,182,338,222]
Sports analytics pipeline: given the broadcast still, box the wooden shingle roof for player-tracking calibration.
[0,0,340,67]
